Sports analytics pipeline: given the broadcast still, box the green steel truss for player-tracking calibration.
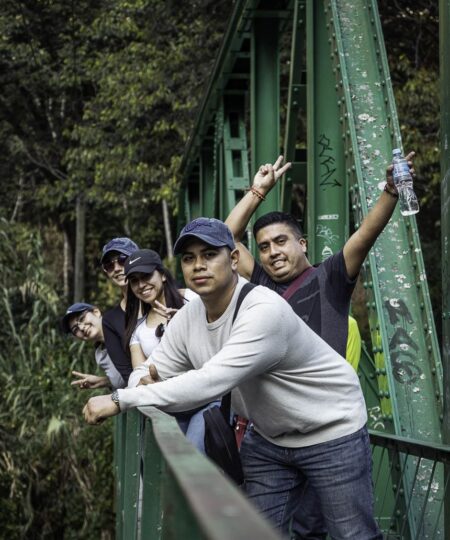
[441,0,450,534]
[180,2,445,535]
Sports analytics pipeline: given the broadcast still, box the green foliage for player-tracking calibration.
[0,219,114,539]
[0,0,443,536]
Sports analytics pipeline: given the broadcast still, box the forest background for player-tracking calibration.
[0,0,440,538]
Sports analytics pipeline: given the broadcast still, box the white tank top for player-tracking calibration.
[130,289,197,358]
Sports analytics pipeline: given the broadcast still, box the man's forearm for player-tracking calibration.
[225,157,290,241]
[360,190,397,242]
[344,190,398,278]
[225,190,264,241]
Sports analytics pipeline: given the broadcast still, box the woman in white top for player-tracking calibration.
[123,248,215,452]
[123,249,194,363]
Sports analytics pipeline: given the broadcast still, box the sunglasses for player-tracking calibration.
[102,254,128,273]
[155,323,165,338]
[69,310,91,337]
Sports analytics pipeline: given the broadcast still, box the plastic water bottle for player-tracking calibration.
[392,149,419,216]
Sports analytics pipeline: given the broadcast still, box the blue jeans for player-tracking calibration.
[292,486,327,539]
[240,426,382,540]
[175,401,219,454]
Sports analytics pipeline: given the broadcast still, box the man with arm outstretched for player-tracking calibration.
[225,153,413,538]
[225,153,413,358]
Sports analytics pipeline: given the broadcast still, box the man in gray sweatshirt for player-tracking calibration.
[83,218,381,539]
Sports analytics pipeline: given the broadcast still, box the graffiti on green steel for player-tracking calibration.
[318,133,342,189]
[385,299,422,384]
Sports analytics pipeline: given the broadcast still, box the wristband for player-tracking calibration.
[247,187,266,201]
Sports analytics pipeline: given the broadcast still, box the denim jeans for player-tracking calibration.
[240,425,382,540]
[175,401,220,454]
[292,485,327,539]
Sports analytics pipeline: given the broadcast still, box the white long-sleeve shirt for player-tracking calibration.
[118,277,367,448]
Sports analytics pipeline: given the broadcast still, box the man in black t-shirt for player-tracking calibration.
[225,154,414,356]
[225,153,414,540]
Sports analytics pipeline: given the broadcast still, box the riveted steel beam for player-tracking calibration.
[306,0,347,262]
[440,0,450,537]
[251,14,280,216]
[326,0,443,535]
[282,0,307,211]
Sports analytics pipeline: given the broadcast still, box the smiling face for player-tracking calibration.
[69,308,103,342]
[102,251,128,289]
[180,241,239,300]
[256,222,308,283]
[128,270,166,306]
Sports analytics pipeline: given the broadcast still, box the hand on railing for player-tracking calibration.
[83,394,120,425]
[138,364,160,386]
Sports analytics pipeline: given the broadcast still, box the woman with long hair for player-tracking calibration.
[123,248,214,453]
[123,249,194,367]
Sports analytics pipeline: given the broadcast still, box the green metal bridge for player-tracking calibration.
[115,1,450,538]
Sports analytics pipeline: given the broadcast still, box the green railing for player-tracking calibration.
[114,409,281,540]
[370,430,450,540]
[115,409,450,539]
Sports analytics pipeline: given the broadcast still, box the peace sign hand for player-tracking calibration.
[252,155,292,194]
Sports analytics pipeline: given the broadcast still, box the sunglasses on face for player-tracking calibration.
[69,310,92,337]
[102,254,128,273]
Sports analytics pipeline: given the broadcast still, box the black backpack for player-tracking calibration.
[203,282,256,485]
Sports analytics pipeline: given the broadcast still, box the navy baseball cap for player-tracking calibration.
[173,217,235,255]
[124,249,163,277]
[101,237,139,263]
[61,302,95,334]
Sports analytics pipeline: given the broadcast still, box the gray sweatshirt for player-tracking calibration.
[118,278,367,448]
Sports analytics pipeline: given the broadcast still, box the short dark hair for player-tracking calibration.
[253,212,304,240]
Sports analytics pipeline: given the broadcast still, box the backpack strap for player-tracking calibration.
[282,266,316,302]
[232,282,257,323]
[221,282,257,420]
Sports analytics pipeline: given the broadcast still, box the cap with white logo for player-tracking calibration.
[124,249,163,277]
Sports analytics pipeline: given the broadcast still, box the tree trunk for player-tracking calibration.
[73,195,86,302]
[63,227,71,301]
[162,199,173,262]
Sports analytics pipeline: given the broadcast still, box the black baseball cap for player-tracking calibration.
[124,249,163,277]
[101,237,139,264]
[173,218,235,255]
[61,302,95,334]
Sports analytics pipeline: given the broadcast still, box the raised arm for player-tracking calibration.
[225,156,291,278]
[343,151,415,279]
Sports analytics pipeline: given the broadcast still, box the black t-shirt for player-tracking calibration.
[102,305,133,385]
[250,250,356,358]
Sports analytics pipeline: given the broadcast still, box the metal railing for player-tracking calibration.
[114,408,450,539]
[114,408,281,540]
[369,430,450,540]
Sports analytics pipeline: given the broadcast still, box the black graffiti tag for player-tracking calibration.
[317,134,342,189]
[384,299,422,384]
